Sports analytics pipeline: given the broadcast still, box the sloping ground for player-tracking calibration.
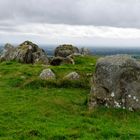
[0,56,140,140]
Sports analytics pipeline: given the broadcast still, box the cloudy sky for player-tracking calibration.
[0,0,140,46]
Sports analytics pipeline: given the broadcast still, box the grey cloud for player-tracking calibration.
[0,0,140,28]
[0,26,18,32]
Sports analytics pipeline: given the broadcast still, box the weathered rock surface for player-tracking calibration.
[64,72,80,80]
[54,44,79,58]
[50,56,74,66]
[0,43,15,61]
[39,69,55,80]
[89,55,140,111]
[0,41,49,64]
[80,47,90,55]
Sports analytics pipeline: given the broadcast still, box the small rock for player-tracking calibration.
[39,69,55,80]
[50,57,63,66]
[50,56,74,66]
[64,72,80,80]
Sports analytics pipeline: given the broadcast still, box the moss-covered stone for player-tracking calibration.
[0,41,49,64]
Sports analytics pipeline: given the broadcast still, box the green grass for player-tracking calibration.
[0,56,140,140]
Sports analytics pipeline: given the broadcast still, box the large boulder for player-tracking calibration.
[14,41,49,64]
[0,41,49,64]
[54,44,79,58]
[89,55,140,111]
[39,69,56,80]
[0,43,16,61]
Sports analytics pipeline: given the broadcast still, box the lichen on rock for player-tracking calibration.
[0,41,49,64]
[89,55,140,111]
[39,69,56,80]
[54,44,79,58]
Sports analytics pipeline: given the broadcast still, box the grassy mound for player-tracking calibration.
[0,56,140,140]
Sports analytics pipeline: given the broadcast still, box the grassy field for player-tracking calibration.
[0,56,140,140]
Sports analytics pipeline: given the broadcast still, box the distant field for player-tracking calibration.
[0,55,140,140]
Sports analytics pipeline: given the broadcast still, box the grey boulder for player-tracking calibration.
[0,41,49,64]
[54,44,79,58]
[0,43,15,61]
[89,55,140,111]
[39,69,56,80]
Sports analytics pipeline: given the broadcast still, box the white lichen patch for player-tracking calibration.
[128,95,131,98]
[136,99,139,102]
[114,101,121,108]
[111,92,115,97]
[29,45,32,50]
[123,107,125,109]
[133,96,136,100]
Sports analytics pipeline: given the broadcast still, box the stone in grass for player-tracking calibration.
[64,72,80,80]
[39,69,55,80]
[89,55,140,111]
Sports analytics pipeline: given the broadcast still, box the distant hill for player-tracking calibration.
[42,46,140,57]
[1,44,140,57]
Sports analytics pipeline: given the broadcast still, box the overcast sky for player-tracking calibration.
[0,0,140,46]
